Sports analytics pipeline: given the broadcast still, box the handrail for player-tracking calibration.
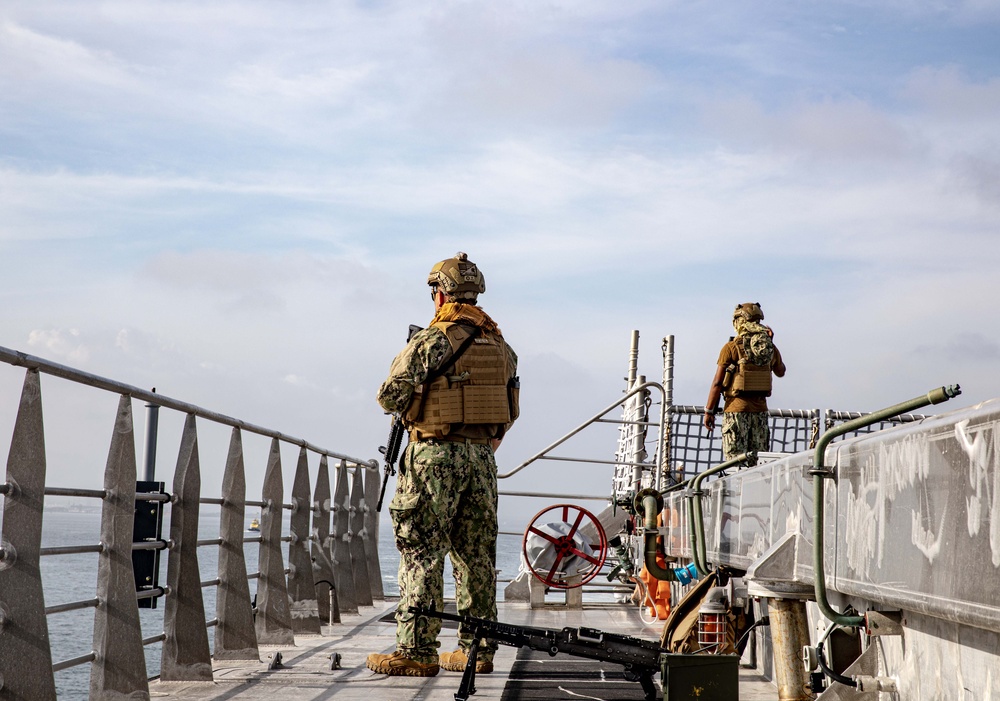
[40,544,104,556]
[499,381,666,479]
[825,409,928,423]
[45,598,101,615]
[668,404,818,419]
[52,652,97,673]
[533,456,652,468]
[44,487,107,499]
[811,385,961,627]
[0,345,376,468]
[687,453,754,576]
[499,490,607,502]
[0,344,386,695]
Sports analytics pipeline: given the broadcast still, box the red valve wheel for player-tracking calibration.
[521,503,608,589]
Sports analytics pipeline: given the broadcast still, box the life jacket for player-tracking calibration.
[404,321,518,440]
[724,325,775,398]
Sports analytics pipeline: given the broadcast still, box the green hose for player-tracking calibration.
[637,452,749,582]
[812,385,961,626]
[688,453,754,576]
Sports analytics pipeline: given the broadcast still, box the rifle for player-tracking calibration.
[410,605,663,701]
[376,324,423,512]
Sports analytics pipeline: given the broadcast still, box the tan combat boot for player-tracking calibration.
[439,649,494,674]
[366,650,440,677]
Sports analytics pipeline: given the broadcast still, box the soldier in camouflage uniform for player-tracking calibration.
[704,303,785,466]
[367,252,519,678]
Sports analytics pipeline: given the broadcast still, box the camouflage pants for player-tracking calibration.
[722,412,770,465]
[388,439,498,664]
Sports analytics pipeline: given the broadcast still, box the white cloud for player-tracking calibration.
[226,63,376,103]
[431,46,655,130]
[703,95,914,162]
[903,66,1000,122]
[27,329,90,364]
[0,20,136,95]
[950,153,1000,207]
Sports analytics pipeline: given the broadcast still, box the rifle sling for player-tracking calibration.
[425,325,482,385]
[408,325,482,422]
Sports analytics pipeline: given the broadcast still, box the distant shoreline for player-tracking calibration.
[44,504,101,514]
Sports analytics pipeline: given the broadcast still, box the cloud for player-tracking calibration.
[3,0,1000,491]
[27,328,90,363]
[0,20,137,100]
[227,63,376,104]
[903,66,1000,122]
[918,332,1000,363]
[703,95,913,162]
[431,46,655,130]
[143,249,288,298]
[139,249,388,319]
[950,153,1000,207]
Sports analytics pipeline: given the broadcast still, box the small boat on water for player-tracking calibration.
[247,517,260,532]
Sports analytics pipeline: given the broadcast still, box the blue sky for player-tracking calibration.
[2,1,999,512]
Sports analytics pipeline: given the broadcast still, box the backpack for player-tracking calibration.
[741,322,774,366]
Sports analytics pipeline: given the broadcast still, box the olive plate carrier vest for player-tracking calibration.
[724,338,774,398]
[405,321,518,441]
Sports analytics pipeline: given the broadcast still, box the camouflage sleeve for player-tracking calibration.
[376,327,453,414]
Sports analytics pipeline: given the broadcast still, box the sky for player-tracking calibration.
[2,1,1000,523]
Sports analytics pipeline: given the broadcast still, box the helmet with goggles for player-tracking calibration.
[427,252,486,300]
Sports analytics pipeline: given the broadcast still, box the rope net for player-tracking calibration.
[655,405,927,486]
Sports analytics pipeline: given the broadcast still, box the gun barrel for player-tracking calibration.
[410,606,554,640]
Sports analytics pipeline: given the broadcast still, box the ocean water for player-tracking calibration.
[38,510,527,698]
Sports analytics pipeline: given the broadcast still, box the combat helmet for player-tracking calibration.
[733,302,764,323]
[428,252,485,300]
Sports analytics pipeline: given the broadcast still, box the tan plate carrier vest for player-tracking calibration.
[724,339,773,398]
[404,321,518,440]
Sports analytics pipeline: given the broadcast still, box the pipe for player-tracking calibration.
[817,641,855,688]
[500,380,666,479]
[661,478,690,495]
[143,391,160,482]
[638,490,672,581]
[631,375,648,496]
[811,384,961,626]
[660,335,675,491]
[688,453,754,576]
[638,490,698,583]
[0,345,376,469]
[768,598,814,701]
[627,330,639,387]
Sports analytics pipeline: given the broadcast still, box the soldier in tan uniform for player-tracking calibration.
[366,253,519,677]
[704,302,785,466]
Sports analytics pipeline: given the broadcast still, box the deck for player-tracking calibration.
[148,599,779,700]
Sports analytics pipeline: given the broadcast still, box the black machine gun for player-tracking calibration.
[410,605,664,701]
[376,324,423,512]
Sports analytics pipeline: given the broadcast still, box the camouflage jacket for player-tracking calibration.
[377,327,455,415]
